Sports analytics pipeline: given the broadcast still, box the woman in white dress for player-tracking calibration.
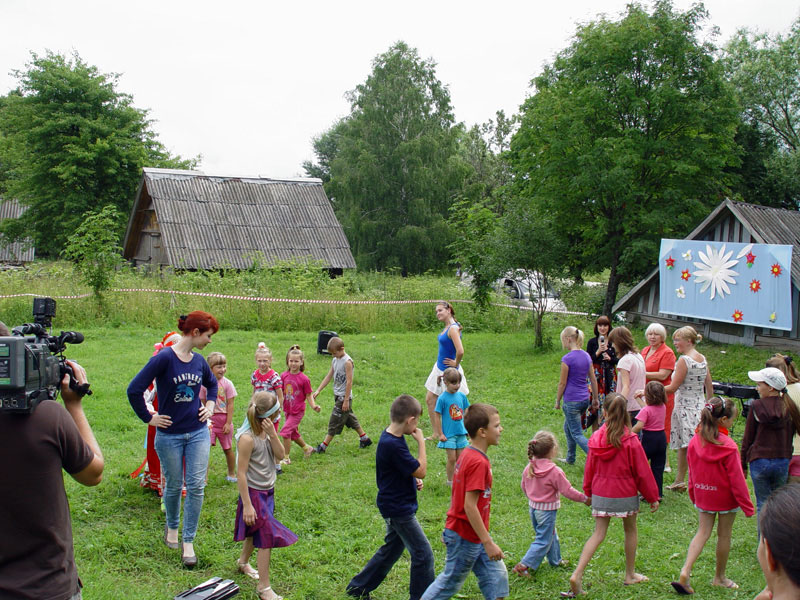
[664,326,713,491]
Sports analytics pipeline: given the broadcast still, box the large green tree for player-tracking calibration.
[0,51,196,256]
[509,1,740,315]
[309,42,468,274]
[725,18,800,208]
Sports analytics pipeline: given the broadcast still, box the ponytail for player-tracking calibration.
[699,397,735,445]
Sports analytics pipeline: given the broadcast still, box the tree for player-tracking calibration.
[318,42,468,274]
[725,18,800,208]
[509,1,740,315]
[0,51,196,256]
[61,205,123,299]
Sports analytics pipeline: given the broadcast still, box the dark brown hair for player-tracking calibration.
[178,311,219,335]
[699,397,736,445]
[603,393,631,448]
[464,403,498,438]
[608,326,638,356]
[759,483,800,587]
[593,315,611,337]
[644,381,666,406]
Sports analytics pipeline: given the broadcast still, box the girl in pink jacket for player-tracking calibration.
[671,397,754,595]
[564,394,659,598]
[513,431,590,578]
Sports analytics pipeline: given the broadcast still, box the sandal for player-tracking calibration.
[666,481,687,492]
[280,457,291,465]
[671,581,694,595]
[712,579,739,589]
[237,560,259,579]
[512,562,531,577]
[257,586,283,600]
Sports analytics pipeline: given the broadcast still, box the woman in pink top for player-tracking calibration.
[608,327,646,420]
[513,431,589,578]
[632,382,667,499]
[671,397,754,595]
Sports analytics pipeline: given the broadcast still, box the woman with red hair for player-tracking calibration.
[128,311,220,568]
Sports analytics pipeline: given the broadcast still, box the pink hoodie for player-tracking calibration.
[583,424,659,503]
[521,458,587,510]
[687,433,755,515]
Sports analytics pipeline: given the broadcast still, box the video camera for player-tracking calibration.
[0,297,90,414]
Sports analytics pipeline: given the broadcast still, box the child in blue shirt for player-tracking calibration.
[434,368,470,486]
[346,394,434,600]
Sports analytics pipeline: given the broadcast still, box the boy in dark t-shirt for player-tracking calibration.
[346,395,434,600]
[422,403,509,600]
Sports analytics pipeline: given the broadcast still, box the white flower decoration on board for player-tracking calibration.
[682,250,692,261]
[676,286,686,299]
[692,243,740,300]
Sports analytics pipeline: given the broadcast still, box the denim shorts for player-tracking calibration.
[438,434,468,450]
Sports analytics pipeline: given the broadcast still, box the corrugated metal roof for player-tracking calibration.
[123,169,355,270]
[0,198,35,263]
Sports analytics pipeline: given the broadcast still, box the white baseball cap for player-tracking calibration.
[748,367,787,392]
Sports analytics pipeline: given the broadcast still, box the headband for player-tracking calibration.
[258,402,280,419]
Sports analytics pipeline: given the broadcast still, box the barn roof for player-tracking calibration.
[0,198,35,263]
[123,168,356,270]
[614,199,800,313]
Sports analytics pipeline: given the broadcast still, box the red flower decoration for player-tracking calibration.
[681,269,691,281]
[732,310,744,323]
[750,279,761,292]
[665,256,675,269]
[771,263,782,276]
[746,252,756,266]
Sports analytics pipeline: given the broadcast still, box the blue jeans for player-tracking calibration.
[750,457,790,531]
[155,426,210,543]
[347,513,434,600]
[421,529,509,600]
[520,508,561,570]
[562,401,589,463]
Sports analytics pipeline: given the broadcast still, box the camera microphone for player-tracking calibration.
[59,331,84,345]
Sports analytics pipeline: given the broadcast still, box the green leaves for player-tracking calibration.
[310,42,465,274]
[510,0,740,314]
[0,51,196,257]
[61,205,123,298]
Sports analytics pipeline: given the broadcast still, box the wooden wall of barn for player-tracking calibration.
[622,210,800,351]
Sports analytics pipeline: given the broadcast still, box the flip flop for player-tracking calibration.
[671,581,694,595]
[560,592,577,599]
[712,579,739,589]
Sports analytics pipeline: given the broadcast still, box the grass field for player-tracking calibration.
[51,323,783,599]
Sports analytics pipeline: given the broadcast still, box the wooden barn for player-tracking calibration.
[614,199,800,350]
[0,199,35,264]
[123,168,356,272]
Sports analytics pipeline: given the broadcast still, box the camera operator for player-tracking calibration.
[0,360,104,600]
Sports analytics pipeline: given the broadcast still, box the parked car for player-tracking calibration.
[494,273,567,312]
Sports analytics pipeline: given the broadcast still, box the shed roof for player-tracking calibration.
[123,168,356,270]
[614,199,800,312]
[0,198,35,263]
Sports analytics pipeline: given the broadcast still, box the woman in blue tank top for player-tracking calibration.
[424,301,469,438]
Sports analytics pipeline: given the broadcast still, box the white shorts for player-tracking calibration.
[424,363,469,396]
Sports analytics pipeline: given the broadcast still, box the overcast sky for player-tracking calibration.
[2,0,798,179]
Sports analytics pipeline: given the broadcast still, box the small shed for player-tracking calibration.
[123,168,356,272]
[0,199,35,264]
[614,199,800,349]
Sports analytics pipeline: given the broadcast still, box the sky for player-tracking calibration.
[2,0,798,180]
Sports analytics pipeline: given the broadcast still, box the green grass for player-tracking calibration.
[45,325,788,599]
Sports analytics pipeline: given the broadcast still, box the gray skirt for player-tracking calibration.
[591,494,639,518]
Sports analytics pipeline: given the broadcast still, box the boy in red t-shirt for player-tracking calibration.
[421,403,509,600]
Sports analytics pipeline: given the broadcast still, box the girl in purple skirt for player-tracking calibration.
[234,391,298,600]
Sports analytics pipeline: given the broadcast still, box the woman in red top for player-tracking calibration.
[641,323,675,472]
